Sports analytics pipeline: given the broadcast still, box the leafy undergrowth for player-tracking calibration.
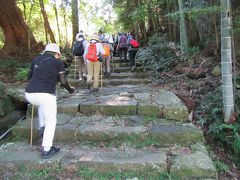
[144,54,240,180]
[149,70,240,179]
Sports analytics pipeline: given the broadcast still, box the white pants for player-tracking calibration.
[25,92,57,148]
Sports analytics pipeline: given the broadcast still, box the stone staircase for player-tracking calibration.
[0,57,217,179]
[68,57,151,87]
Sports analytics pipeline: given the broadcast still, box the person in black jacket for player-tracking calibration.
[25,43,74,159]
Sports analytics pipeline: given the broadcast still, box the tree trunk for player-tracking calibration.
[39,0,56,43]
[53,0,61,45]
[221,0,234,122]
[178,0,188,54]
[22,0,27,20]
[0,0,37,54]
[72,0,79,45]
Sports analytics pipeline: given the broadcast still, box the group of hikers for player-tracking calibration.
[72,30,140,91]
[24,30,140,159]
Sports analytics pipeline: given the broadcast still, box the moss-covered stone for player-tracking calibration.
[148,124,203,146]
[137,103,160,117]
[62,149,167,178]
[170,151,216,179]
[164,106,189,121]
[54,124,79,143]
[79,104,98,115]
[99,105,137,115]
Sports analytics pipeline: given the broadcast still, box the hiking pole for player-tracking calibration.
[30,104,34,147]
[74,57,77,79]
[101,61,103,89]
[111,53,114,73]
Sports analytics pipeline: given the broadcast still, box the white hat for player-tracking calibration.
[44,43,61,56]
[90,34,99,41]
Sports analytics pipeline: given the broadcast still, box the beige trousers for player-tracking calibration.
[75,56,87,79]
[87,61,100,89]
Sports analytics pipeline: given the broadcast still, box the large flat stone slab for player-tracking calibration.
[0,142,67,178]
[12,114,201,146]
[148,124,203,146]
[61,147,168,177]
[77,123,147,142]
[170,143,216,179]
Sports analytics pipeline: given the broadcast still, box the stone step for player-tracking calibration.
[113,66,143,73]
[22,85,188,121]
[68,77,151,87]
[0,142,216,179]
[107,72,146,79]
[12,114,203,146]
[111,62,142,68]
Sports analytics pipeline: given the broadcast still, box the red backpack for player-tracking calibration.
[130,39,139,48]
[86,43,98,62]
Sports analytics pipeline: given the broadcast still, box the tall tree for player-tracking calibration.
[72,0,79,44]
[0,0,37,54]
[178,0,188,53]
[221,0,234,122]
[53,0,62,45]
[39,0,56,43]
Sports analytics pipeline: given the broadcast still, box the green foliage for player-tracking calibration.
[76,166,176,180]
[15,68,29,81]
[0,81,14,117]
[0,28,4,48]
[214,160,230,173]
[195,85,240,167]
[136,34,181,79]
[0,59,17,68]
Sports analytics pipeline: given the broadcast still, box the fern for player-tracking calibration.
[233,133,240,155]
[215,160,229,173]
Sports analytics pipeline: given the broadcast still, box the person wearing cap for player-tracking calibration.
[98,30,105,42]
[73,32,88,81]
[25,43,75,159]
[84,33,105,91]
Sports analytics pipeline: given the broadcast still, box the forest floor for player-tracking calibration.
[0,53,239,179]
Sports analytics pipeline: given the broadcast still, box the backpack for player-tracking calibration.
[72,40,84,56]
[86,43,98,62]
[119,36,128,48]
[129,39,139,48]
[102,44,111,57]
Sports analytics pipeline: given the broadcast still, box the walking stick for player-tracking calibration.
[101,61,103,89]
[30,104,34,147]
[111,53,114,73]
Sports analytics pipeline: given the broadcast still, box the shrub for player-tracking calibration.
[136,34,182,79]
[15,68,28,81]
[195,85,240,167]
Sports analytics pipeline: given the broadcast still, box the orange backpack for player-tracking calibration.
[102,44,110,57]
[86,43,98,62]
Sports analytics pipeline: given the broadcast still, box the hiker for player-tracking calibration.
[127,32,139,71]
[84,33,105,92]
[72,32,88,81]
[102,38,113,77]
[98,30,105,42]
[117,33,128,62]
[25,43,75,159]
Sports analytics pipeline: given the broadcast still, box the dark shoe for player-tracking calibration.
[91,88,99,92]
[83,76,87,81]
[42,146,60,159]
[107,72,110,77]
[86,83,91,89]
